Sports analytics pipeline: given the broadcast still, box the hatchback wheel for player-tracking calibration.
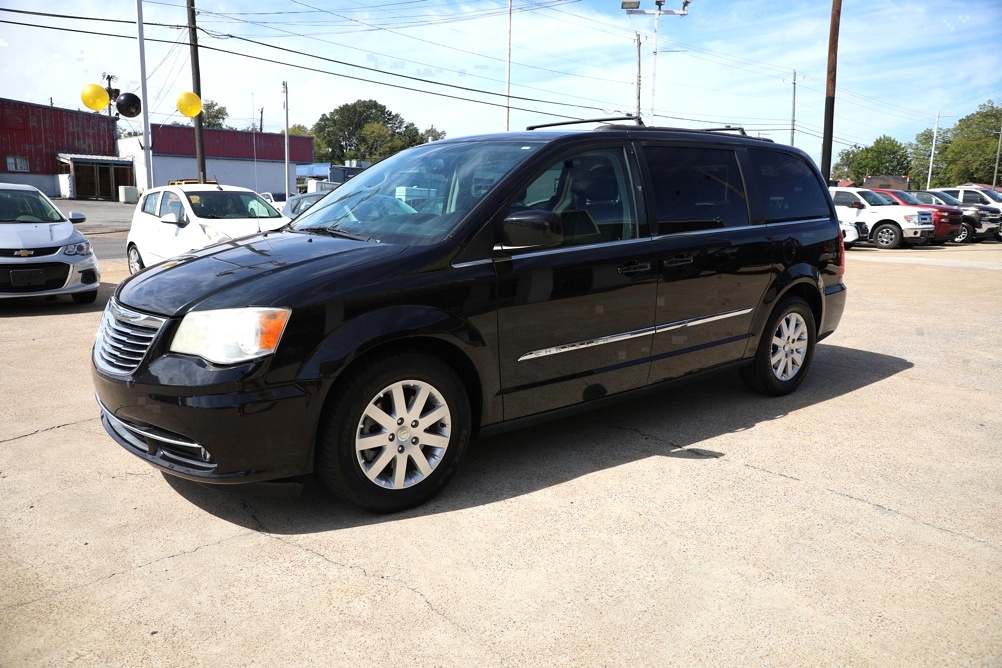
[316,351,471,513]
[872,223,902,249]
[741,297,816,396]
[127,245,145,274]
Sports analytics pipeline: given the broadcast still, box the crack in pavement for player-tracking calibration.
[0,417,97,445]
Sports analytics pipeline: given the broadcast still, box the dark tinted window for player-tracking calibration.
[961,191,984,204]
[832,192,859,207]
[644,146,748,233]
[748,148,831,223]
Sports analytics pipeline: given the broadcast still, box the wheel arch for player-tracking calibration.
[749,265,824,356]
[869,219,902,237]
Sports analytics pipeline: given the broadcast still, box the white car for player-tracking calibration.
[829,186,934,249]
[127,184,290,274]
[0,183,101,303]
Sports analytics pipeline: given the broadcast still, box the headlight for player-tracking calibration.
[200,224,231,244]
[170,307,291,365]
[64,241,93,256]
[904,214,919,223]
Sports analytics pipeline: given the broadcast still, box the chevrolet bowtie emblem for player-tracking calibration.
[15,250,34,257]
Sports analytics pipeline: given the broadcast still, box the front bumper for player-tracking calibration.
[902,226,935,240]
[0,253,100,299]
[92,357,323,484]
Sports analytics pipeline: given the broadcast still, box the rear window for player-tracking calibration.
[747,148,831,223]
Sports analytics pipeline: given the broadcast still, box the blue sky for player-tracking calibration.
[2,0,1000,168]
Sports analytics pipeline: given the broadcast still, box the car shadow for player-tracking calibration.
[160,343,914,533]
[0,281,115,317]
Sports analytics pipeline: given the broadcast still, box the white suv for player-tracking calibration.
[927,187,1002,241]
[829,187,934,249]
[127,184,289,274]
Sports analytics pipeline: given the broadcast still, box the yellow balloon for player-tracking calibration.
[81,84,110,111]
[176,92,202,118]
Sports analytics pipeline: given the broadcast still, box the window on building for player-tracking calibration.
[6,156,29,173]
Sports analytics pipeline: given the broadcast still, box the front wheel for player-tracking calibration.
[872,223,902,249]
[741,297,816,396]
[316,351,471,513]
[955,223,973,243]
[71,290,98,304]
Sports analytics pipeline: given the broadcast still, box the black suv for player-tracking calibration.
[92,122,847,512]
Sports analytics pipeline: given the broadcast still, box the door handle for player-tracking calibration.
[662,254,693,267]
[617,260,652,275]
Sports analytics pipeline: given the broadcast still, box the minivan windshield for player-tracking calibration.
[291,139,545,244]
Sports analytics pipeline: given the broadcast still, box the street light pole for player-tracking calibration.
[622,0,690,123]
[993,123,1002,190]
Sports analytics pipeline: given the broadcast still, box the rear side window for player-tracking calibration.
[141,192,159,215]
[832,192,859,207]
[748,149,831,223]
[644,146,749,233]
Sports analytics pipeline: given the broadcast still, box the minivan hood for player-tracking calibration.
[117,231,409,316]
[0,221,79,248]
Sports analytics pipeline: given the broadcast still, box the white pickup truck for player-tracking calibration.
[829,187,935,249]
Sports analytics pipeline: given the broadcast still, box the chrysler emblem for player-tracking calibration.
[15,250,34,257]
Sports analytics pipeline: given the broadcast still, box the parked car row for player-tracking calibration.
[829,185,1002,249]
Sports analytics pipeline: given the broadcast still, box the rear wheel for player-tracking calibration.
[127,245,145,274]
[872,223,902,249]
[741,297,816,396]
[316,351,471,513]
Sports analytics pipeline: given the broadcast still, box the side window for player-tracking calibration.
[961,191,982,204]
[940,189,959,198]
[141,192,159,215]
[510,147,638,247]
[832,192,859,207]
[160,192,184,220]
[748,148,831,223]
[645,146,748,232]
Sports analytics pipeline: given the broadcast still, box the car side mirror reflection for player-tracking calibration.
[851,201,865,209]
[159,212,186,226]
[495,209,564,253]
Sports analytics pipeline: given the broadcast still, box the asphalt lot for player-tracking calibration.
[1,235,1001,666]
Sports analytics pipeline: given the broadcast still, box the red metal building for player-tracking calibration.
[0,97,130,199]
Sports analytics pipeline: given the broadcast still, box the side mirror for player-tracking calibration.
[68,211,87,224]
[495,209,563,253]
[160,212,185,226]
[851,201,865,209]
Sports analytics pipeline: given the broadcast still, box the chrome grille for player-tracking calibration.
[917,211,933,225]
[94,299,167,375]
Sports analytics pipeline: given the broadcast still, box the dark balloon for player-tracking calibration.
[115,93,142,118]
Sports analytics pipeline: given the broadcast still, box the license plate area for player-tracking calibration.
[10,268,47,287]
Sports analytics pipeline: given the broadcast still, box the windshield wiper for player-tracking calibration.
[325,225,372,242]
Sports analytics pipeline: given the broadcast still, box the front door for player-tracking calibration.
[495,145,658,419]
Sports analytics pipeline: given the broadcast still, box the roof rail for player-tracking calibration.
[526,116,643,131]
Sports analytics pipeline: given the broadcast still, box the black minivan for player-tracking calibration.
[92,123,846,512]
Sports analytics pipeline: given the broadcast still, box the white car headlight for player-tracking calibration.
[904,214,919,223]
[170,307,291,365]
[200,224,231,245]
[64,241,93,256]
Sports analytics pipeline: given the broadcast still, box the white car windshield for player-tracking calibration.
[0,190,65,223]
[184,191,281,220]
[859,190,892,206]
[980,189,1002,203]
[291,139,545,244]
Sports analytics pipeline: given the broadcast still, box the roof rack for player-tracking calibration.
[526,116,643,131]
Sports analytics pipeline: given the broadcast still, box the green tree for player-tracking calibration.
[943,100,1002,185]
[311,99,439,164]
[852,135,910,182]
[906,127,953,189]
[422,125,446,143]
[200,100,229,129]
[831,145,862,182]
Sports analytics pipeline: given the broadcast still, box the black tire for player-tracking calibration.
[872,223,902,249]
[955,223,973,243]
[740,296,816,397]
[316,351,471,513]
[127,244,145,275]
[843,242,854,250]
[71,290,98,304]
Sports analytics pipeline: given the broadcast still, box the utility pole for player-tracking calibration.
[622,0,690,123]
[790,70,797,146]
[993,123,1002,189]
[283,81,290,200]
[505,0,512,131]
[820,0,842,181]
[136,0,153,190]
[102,72,119,117]
[635,32,642,120]
[259,108,264,134]
[186,0,206,183]
[926,111,940,190]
